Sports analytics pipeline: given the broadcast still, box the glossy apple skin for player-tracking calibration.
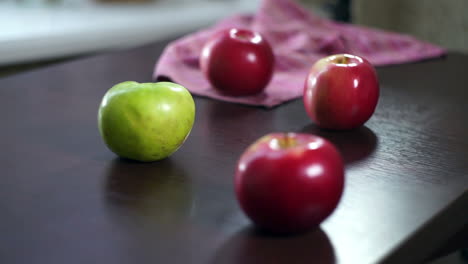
[200,28,275,96]
[234,133,344,234]
[98,81,195,162]
[303,54,379,130]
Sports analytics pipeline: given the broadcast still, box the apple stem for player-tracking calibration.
[336,57,349,64]
[286,133,293,147]
[279,133,297,148]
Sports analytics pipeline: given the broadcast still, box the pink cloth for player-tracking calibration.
[153,0,446,108]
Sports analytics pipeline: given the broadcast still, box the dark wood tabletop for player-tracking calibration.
[0,36,467,264]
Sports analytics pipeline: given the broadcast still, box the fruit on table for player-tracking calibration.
[200,28,275,96]
[303,54,379,130]
[98,81,195,162]
[234,133,345,234]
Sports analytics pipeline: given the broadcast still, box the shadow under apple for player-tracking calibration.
[210,226,335,264]
[300,124,378,165]
[103,157,193,235]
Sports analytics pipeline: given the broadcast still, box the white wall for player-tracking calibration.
[0,0,259,65]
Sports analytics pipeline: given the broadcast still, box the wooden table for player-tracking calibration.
[0,37,467,264]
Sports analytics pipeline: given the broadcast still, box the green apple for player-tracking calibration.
[98,81,195,162]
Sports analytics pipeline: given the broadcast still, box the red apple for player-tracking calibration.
[234,133,344,234]
[303,54,379,130]
[200,28,275,96]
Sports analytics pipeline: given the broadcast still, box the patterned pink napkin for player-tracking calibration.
[153,0,446,108]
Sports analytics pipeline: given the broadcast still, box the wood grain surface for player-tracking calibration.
[0,38,466,264]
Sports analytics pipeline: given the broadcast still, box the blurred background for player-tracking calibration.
[0,0,259,66]
[0,0,466,67]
